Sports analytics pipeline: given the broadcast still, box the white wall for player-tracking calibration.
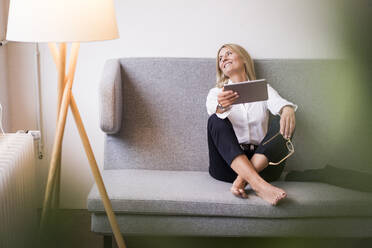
[7,0,351,209]
[0,0,9,132]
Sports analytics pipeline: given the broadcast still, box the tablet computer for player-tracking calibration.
[223,79,268,104]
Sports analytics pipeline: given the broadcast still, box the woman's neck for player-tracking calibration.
[229,72,248,83]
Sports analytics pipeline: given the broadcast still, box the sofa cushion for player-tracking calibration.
[91,213,372,237]
[87,169,372,218]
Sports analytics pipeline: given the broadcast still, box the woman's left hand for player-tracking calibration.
[280,106,296,139]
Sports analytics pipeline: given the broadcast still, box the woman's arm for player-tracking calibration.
[266,84,297,139]
[206,88,220,114]
[206,87,237,119]
[279,105,296,139]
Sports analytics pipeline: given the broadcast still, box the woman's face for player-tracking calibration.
[218,47,245,78]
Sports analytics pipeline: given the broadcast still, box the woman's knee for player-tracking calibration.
[207,114,230,133]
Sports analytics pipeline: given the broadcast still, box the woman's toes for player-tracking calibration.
[253,182,287,205]
[231,187,248,198]
[230,187,240,197]
[274,191,287,204]
[238,188,248,198]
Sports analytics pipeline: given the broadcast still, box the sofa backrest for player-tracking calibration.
[100,58,351,172]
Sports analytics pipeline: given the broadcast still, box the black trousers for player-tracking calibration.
[207,114,286,183]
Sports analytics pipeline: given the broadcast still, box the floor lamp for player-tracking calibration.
[6,0,126,247]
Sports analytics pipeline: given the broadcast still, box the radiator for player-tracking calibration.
[0,133,37,248]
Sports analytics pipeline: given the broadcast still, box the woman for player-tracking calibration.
[206,44,297,205]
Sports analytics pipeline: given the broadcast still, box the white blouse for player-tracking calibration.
[206,81,297,145]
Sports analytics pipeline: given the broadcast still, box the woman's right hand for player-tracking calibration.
[217,88,239,111]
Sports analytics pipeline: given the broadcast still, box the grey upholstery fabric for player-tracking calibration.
[101,58,355,172]
[87,169,372,218]
[104,58,214,171]
[91,213,372,237]
[99,59,122,134]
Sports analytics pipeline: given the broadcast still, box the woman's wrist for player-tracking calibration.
[216,108,225,114]
[217,103,225,112]
[216,104,231,114]
[279,105,294,115]
[216,105,225,114]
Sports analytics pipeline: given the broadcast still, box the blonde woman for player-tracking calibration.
[206,44,297,205]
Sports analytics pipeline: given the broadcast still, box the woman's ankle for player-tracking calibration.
[249,176,271,192]
[236,175,245,183]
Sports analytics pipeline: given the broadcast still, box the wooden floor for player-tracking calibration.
[40,209,372,248]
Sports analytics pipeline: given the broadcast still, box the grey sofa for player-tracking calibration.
[87,58,372,244]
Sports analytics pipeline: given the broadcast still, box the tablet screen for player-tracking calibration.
[223,79,268,104]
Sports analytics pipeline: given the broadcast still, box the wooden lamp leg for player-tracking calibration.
[40,50,75,227]
[40,42,127,248]
[53,43,66,209]
[40,42,80,227]
[46,43,64,211]
[70,95,126,248]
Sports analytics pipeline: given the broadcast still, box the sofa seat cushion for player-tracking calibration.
[87,169,372,218]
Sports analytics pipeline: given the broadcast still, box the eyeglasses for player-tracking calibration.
[262,132,295,165]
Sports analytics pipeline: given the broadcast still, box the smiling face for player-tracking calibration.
[218,46,245,78]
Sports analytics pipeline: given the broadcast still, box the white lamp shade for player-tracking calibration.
[6,0,119,42]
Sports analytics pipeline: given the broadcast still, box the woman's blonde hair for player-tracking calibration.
[216,44,256,88]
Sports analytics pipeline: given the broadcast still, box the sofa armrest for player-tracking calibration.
[99,59,122,134]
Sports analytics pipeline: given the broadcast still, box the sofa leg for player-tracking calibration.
[103,235,113,248]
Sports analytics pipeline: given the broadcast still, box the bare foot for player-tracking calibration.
[252,181,287,205]
[230,176,248,198]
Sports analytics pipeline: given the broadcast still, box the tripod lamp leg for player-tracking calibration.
[70,95,126,248]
